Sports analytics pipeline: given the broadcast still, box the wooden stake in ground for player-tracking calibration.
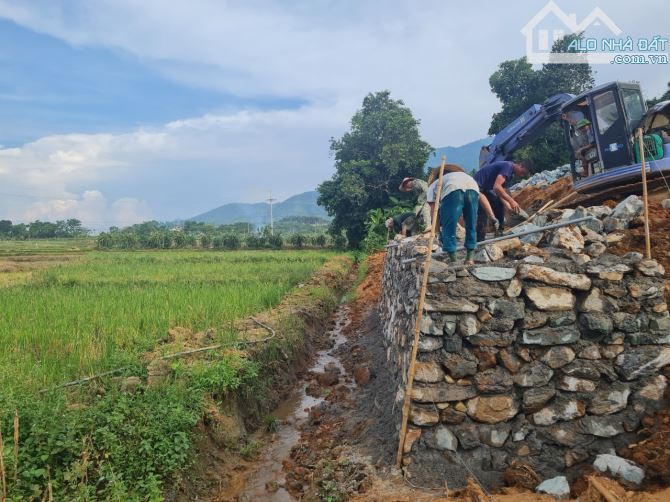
[0,418,6,502]
[638,128,652,259]
[12,413,18,486]
[395,155,447,468]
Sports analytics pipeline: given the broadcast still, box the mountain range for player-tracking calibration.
[189,138,490,225]
[189,191,328,226]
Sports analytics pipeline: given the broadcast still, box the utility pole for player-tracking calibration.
[266,192,277,235]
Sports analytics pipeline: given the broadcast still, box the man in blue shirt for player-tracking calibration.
[474,159,531,241]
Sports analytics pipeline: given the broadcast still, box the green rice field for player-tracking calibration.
[0,249,335,396]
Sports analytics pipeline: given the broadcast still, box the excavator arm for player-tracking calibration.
[479,93,574,166]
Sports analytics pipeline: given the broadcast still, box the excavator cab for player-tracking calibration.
[562,82,645,178]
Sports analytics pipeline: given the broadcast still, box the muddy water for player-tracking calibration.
[240,305,352,501]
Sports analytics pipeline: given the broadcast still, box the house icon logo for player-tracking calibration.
[521,1,622,64]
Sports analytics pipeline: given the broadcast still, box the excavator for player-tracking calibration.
[479,81,670,200]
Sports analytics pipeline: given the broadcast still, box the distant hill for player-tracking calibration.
[190,191,329,226]
[425,137,492,173]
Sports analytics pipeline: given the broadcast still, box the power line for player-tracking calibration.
[266,191,277,235]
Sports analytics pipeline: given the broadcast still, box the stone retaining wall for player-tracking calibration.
[380,205,669,488]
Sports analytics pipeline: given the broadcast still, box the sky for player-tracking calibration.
[0,0,667,229]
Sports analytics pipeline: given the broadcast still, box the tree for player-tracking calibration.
[647,81,670,107]
[318,91,432,248]
[488,33,594,172]
[0,220,12,236]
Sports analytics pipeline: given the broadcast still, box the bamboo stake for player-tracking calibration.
[638,128,652,259]
[395,155,447,467]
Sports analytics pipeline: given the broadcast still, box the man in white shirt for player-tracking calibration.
[426,172,498,264]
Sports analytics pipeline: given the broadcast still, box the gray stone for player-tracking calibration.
[423,425,458,451]
[522,310,548,329]
[522,386,556,413]
[479,424,511,448]
[637,375,667,400]
[578,344,601,360]
[582,227,605,243]
[513,361,553,387]
[616,347,670,380]
[452,424,481,449]
[635,259,666,277]
[522,255,545,264]
[444,317,457,336]
[517,223,544,245]
[467,330,516,347]
[443,333,462,352]
[588,382,630,415]
[586,262,630,281]
[487,317,516,331]
[458,314,481,337]
[662,198,670,209]
[541,346,575,369]
[425,297,479,313]
[536,476,570,500]
[418,335,443,352]
[487,298,525,320]
[612,195,643,221]
[585,242,607,257]
[522,325,580,345]
[442,351,477,378]
[579,288,617,313]
[525,286,575,311]
[533,398,586,426]
[613,312,642,333]
[474,367,513,394]
[471,266,516,281]
[420,315,444,335]
[440,407,467,424]
[603,216,628,232]
[650,315,670,333]
[549,225,585,253]
[409,406,440,426]
[549,312,577,327]
[506,278,522,297]
[593,454,645,486]
[579,313,614,336]
[517,264,591,290]
[556,375,597,392]
[411,383,477,403]
[414,361,445,383]
[561,359,602,380]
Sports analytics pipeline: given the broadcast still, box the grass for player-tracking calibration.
[0,248,349,500]
[0,250,336,397]
[0,238,95,257]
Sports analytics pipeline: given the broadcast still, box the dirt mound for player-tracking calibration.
[513,175,575,212]
[608,200,670,302]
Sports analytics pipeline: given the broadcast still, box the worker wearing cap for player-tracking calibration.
[399,177,430,229]
[473,160,530,241]
[426,172,498,264]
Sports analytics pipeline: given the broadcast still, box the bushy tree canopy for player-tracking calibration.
[317,91,432,247]
[488,34,595,172]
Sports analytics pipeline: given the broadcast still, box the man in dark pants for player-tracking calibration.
[473,159,531,241]
[385,212,417,237]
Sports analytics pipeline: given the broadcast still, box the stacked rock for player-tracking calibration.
[380,195,669,489]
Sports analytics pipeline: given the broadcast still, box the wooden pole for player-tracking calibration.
[638,128,652,259]
[395,155,447,467]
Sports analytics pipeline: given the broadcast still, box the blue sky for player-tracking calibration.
[0,0,667,229]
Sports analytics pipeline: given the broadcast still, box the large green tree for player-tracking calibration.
[317,91,432,248]
[647,81,670,107]
[488,34,595,172]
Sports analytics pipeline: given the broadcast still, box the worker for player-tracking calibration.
[473,159,530,241]
[426,172,499,264]
[573,119,595,177]
[385,212,417,237]
[398,177,431,229]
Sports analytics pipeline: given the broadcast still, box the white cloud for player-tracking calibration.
[0,0,667,228]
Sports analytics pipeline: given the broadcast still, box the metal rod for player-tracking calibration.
[400,215,596,264]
